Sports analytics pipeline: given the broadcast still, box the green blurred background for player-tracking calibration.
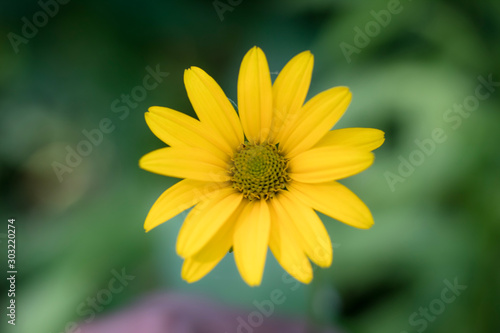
[1,0,499,332]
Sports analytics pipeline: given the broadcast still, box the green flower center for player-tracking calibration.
[230,142,290,200]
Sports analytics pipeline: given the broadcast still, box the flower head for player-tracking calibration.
[140,47,384,286]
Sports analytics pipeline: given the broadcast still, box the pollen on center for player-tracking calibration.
[229,142,290,200]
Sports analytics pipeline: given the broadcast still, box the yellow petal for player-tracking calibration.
[271,51,314,144]
[289,181,374,229]
[273,192,332,267]
[184,66,244,152]
[280,87,352,158]
[268,202,313,284]
[176,187,243,258]
[181,212,235,283]
[314,128,385,151]
[233,199,271,286]
[146,106,231,160]
[289,146,374,183]
[237,46,273,144]
[139,147,230,182]
[181,257,220,284]
[144,179,222,232]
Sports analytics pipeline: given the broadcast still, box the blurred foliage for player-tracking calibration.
[1,0,499,333]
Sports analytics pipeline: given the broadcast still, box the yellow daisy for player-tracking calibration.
[140,46,384,286]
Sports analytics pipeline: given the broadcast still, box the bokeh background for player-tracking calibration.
[1,0,499,332]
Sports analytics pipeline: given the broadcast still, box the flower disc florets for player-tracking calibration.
[230,142,290,200]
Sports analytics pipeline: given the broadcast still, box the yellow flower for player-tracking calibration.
[140,46,384,286]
